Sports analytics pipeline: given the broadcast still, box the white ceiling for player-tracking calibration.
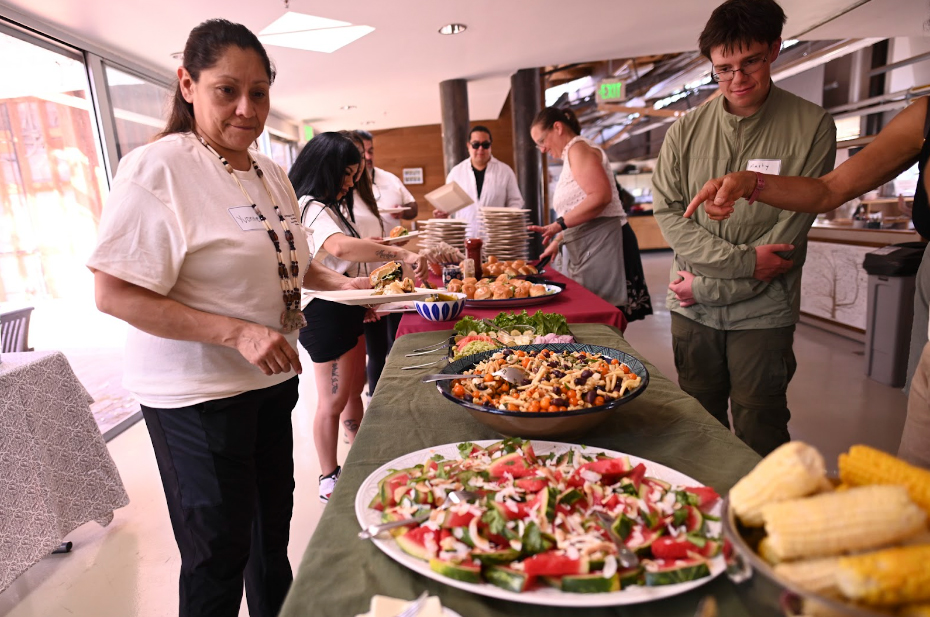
[1,0,925,132]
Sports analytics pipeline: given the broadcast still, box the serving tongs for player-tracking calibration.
[358,490,480,539]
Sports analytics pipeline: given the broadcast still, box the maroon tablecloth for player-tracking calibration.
[397,269,627,336]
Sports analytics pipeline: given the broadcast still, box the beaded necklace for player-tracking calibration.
[197,134,306,333]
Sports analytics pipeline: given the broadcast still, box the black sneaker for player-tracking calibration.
[319,466,341,504]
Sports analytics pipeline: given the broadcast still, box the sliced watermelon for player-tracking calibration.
[487,452,536,479]
[429,558,482,583]
[515,476,548,493]
[644,558,711,586]
[626,524,664,555]
[522,551,589,577]
[684,486,721,511]
[627,463,647,491]
[484,565,534,593]
[378,469,413,508]
[684,505,704,534]
[440,509,478,529]
[650,537,705,560]
[395,526,439,561]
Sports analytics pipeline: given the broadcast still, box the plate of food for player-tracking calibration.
[447,275,562,308]
[449,311,575,360]
[356,438,725,607]
[382,227,420,244]
[379,206,412,214]
[310,262,434,305]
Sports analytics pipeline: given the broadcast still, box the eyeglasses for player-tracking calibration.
[534,131,549,151]
[469,141,491,150]
[711,55,768,82]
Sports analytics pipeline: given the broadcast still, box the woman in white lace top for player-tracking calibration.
[528,107,629,307]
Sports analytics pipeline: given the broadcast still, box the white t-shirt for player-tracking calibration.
[87,132,310,409]
[299,196,363,278]
[350,191,386,275]
[372,167,414,227]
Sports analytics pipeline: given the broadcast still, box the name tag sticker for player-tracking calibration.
[746,159,782,175]
[228,206,265,231]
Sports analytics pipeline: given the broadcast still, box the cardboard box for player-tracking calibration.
[424,181,473,214]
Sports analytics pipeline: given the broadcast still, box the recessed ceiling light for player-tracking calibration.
[361,121,375,125]
[438,23,467,35]
[259,11,374,53]
[341,105,356,110]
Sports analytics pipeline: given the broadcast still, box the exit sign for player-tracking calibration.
[597,79,625,103]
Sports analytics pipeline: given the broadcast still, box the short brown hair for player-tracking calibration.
[698,0,786,59]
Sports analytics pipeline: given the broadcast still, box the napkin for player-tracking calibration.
[356,594,444,617]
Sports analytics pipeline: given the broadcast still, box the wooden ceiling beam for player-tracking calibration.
[596,103,685,118]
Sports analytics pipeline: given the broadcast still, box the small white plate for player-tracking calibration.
[381,231,420,244]
[309,287,435,306]
[378,207,411,214]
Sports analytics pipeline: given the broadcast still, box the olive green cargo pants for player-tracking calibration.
[671,312,796,457]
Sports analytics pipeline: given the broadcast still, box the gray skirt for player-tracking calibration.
[554,216,627,306]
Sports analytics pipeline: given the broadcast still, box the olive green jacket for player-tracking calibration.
[653,85,836,330]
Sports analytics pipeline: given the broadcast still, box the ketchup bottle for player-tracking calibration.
[465,238,483,279]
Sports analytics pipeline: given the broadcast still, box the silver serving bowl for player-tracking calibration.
[721,497,886,617]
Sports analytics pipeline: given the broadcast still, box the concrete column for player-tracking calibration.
[439,79,469,177]
[510,68,545,258]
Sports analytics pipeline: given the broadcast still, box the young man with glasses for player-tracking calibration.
[652,0,836,456]
[437,125,524,237]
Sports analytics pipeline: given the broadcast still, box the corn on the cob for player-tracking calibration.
[839,445,930,515]
[730,441,826,527]
[774,557,842,598]
[757,537,781,565]
[761,485,927,560]
[899,603,930,617]
[836,545,930,606]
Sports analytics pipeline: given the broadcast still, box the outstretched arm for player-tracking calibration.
[685,97,926,219]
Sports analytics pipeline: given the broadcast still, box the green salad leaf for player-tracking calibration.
[453,310,571,337]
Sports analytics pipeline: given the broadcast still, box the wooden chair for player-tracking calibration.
[1,307,35,353]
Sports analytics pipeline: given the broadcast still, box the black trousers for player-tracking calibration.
[141,377,298,617]
[364,312,402,395]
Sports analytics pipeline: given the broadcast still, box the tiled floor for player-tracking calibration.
[0,250,911,616]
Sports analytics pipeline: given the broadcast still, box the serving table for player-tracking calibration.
[280,324,760,617]
[396,270,628,337]
[0,351,129,592]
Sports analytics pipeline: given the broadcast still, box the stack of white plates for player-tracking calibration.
[418,219,468,252]
[480,208,531,261]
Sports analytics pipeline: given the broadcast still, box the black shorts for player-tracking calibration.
[298,299,366,363]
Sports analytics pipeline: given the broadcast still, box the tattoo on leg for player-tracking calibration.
[343,418,360,434]
[331,362,339,395]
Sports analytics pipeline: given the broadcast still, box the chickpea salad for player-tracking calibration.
[448,348,643,413]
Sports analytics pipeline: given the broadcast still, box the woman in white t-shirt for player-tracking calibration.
[87,20,369,616]
[288,132,427,503]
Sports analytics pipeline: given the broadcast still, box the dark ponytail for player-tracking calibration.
[532,106,581,135]
[158,19,275,139]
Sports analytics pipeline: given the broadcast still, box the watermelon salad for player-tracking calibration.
[366,438,724,595]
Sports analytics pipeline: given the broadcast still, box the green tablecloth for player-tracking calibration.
[280,324,761,617]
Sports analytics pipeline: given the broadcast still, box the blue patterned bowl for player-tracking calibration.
[414,294,466,322]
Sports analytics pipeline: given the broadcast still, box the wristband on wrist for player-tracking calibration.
[747,172,765,205]
[556,216,567,230]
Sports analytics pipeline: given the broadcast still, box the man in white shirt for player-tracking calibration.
[436,125,525,237]
[357,130,419,227]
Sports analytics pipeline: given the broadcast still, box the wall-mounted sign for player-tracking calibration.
[403,168,424,185]
[596,78,625,103]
